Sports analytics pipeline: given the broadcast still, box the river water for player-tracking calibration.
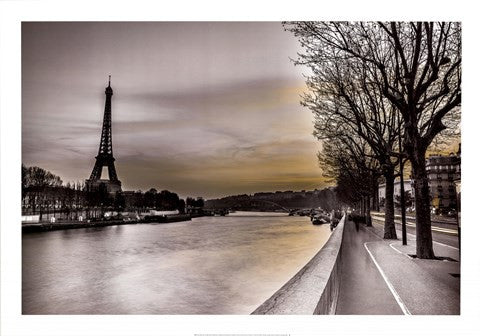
[22,212,331,314]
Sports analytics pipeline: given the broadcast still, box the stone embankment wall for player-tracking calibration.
[252,214,346,315]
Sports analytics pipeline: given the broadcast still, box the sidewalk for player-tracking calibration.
[336,220,460,315]
[336,220,403,314]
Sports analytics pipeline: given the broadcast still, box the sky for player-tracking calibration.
[22,22,330,199]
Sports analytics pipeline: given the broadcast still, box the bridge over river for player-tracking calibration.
[22,211,331,314]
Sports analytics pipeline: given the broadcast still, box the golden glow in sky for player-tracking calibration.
[22,22,331,198]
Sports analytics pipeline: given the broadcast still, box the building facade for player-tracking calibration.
[377,144,461,214]
[426,146,461,213]
[378,179,414,203]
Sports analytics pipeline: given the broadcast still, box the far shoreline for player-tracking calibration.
[21,214,192,233]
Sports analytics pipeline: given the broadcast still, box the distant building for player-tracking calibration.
[378,179,414,201]
[425,144,461,212]
[377,144,461,213]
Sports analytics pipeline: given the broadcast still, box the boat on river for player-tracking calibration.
[311,217,329,225]
[311,214,330,225]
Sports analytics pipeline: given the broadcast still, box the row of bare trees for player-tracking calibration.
[22,165,189,220]
[22,165,119,220]
[285,22,461,259]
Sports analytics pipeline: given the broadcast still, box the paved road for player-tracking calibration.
[337,219,460,315]
[364,232,460,314]
[371,216,459,248]
[336,220,403,314]
[371,212,458,227]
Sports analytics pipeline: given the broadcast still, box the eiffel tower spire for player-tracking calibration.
[85,76,122,193]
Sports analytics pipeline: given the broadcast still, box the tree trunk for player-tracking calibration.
[362,196,367,221]
[411,156,435,259]
[383,171,398,239]
[373,179,380,212]
[32,193,37,215]
[365,195,372,226]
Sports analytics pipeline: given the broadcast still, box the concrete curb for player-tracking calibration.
[251,214,346,315]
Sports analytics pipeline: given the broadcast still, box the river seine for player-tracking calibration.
[22,211,331,314]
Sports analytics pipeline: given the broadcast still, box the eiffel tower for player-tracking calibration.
[85,76,122,193]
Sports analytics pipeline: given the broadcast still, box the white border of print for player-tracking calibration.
[1,1,479,335]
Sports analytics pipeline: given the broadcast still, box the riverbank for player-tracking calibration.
[252,214,346,314]
[22,214,192,233]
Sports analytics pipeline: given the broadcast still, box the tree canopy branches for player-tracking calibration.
[285,21,461,258]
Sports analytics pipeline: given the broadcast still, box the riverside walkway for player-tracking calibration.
[336,218,460,315]
[336,219,403,314]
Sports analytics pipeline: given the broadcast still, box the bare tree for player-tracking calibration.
[285,22,461,258]
[320,135,380,227]
[22,165,63,218]
[295,46,402,237]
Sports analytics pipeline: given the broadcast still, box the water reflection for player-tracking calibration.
[22,212,331,314]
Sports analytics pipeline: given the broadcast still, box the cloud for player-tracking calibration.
[22,22,329,198]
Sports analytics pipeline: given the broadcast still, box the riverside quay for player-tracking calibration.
[20,22,461,317]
